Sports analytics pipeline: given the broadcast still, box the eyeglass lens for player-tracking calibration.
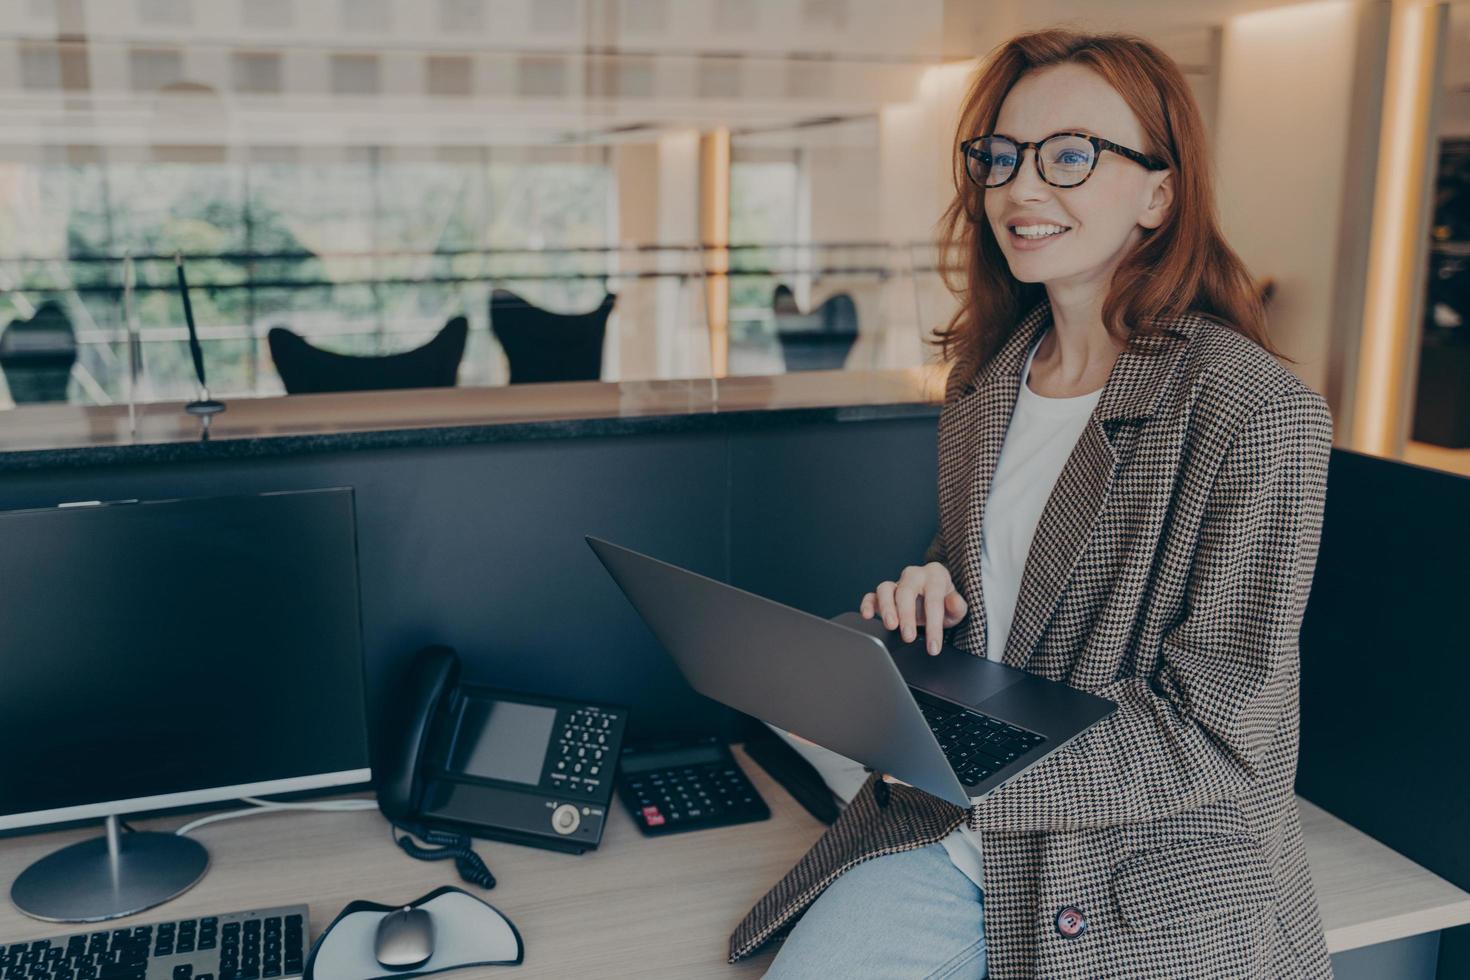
[967,135,1096,187]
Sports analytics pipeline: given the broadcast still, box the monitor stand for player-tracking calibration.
[10,815,208,922]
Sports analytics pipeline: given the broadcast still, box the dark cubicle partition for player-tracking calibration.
[0,415,940,751]
[727,423,939,617]
[1296,450,1470,980]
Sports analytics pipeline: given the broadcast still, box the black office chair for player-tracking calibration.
[771,286,858,372]
[267,316,468,395]
[489,288,614,384]
[0,301,77,404]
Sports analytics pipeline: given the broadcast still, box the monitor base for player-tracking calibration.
[11,815,209,922]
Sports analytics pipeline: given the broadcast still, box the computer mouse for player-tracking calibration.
[374,905,435,970]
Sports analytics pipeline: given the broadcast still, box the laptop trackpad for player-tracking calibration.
[831,612,1024,706]
[893,644,1025,705]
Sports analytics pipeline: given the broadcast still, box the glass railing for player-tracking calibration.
[0,241,960,410]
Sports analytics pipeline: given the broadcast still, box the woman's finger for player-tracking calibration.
[922,580,946,655]
[895,566,930,642]
[893,577,920,643]
[859,591,877,619]
[874,580,898,630]
[944,588,969,628]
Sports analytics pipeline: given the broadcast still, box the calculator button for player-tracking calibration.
[641,806,665,827]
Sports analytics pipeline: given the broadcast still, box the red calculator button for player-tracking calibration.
[641,806,665,827]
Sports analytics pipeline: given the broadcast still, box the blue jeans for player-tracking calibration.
[761,842,987,980]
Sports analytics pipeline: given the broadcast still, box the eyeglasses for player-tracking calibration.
[961,132,1167,189]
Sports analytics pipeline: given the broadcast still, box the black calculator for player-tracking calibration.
[617,736,770,835]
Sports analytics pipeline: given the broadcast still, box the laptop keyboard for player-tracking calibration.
[914,692,1046,787]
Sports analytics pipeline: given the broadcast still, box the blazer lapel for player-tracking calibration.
[943,301,1055,658]
[1000,315,1196,671]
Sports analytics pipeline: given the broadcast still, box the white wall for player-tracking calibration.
[1214,0,1381,397]
[806,139,882,244]
[873,61,974,369]
[608,133,706,381]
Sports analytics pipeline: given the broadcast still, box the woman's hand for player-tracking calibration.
[859,562,968,656]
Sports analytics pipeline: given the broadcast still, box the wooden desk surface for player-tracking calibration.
[0,748,821,977]
[1299,797,1470,953]
[1,756,1466,976]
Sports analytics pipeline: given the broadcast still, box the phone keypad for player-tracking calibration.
[549,707,621,799]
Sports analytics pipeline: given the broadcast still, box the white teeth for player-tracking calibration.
[1013,223,1070,239]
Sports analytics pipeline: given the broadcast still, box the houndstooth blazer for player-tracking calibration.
[728,300,1336,978]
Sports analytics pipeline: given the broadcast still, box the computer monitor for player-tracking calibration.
[0,488,371,922]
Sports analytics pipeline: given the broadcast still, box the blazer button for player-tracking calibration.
[1055,906,1087,939]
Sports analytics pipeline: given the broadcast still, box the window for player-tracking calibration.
[0,149,616,403]
[241,0,292,30]
[129,48,184,93]
[517,57,566,98]
[233,52,282,95]
[19,42,61,91]
[331,54,381,96]
[426,56,473,97]
[438,0,484,33]
[137,0,191,27]
[340,0,390,33]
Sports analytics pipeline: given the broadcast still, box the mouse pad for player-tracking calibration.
[304,885,524,979]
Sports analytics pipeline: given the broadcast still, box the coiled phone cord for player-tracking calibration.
[392,824,497,889]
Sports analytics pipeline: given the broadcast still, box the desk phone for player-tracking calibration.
[378,646,629,855]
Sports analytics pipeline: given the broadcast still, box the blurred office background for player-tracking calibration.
[0,0,1467,473]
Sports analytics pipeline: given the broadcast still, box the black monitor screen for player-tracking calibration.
[0,489,371,826]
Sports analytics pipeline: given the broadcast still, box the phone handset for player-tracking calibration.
[376,644,457,825]
[375,645,496,889]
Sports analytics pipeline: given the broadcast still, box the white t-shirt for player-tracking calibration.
[939,330,1105,890]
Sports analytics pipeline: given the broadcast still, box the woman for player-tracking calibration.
[729,29,1335,980]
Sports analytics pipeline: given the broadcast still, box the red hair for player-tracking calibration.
[934,28,1279,376]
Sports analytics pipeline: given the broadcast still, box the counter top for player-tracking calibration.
[0,776,1462,976]
[0,368,947,472]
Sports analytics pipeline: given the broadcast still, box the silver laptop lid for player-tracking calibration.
[587,536,971,807]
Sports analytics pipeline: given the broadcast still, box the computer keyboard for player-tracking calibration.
[914,692,1047,786]
[0,904,308,980]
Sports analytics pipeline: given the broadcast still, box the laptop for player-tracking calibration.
[587,536,1116,809]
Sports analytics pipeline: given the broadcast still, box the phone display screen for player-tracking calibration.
[446,696,557,786]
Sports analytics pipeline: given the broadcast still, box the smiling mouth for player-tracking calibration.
[1008,223,1073,240]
